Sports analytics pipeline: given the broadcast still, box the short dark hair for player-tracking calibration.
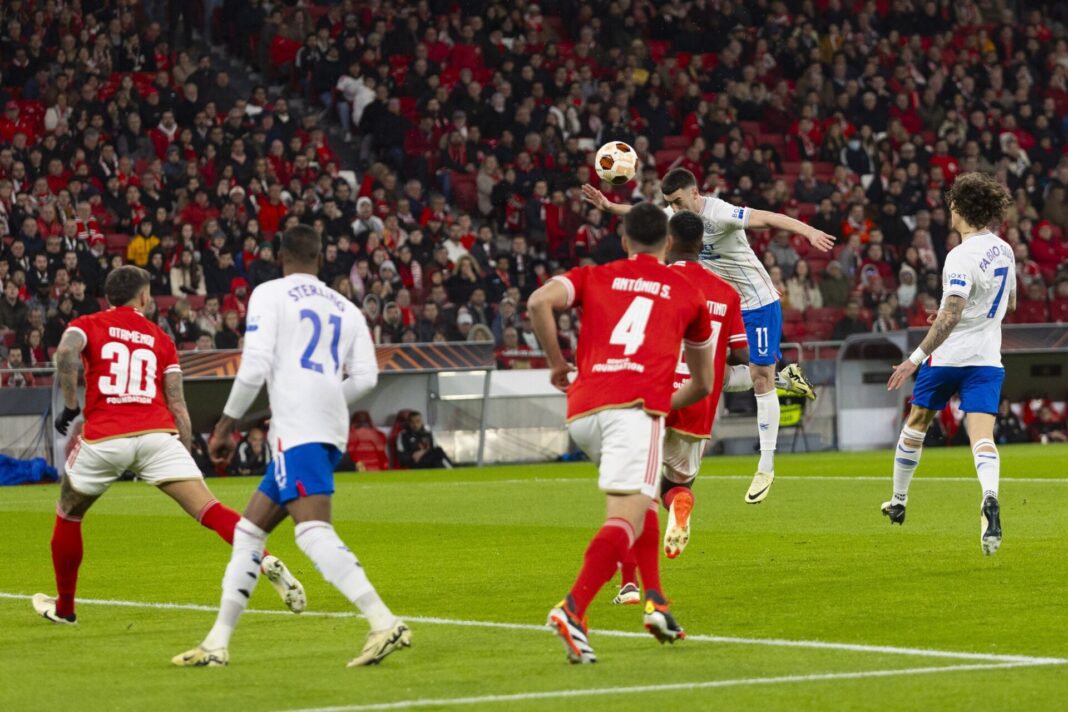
[105,265,150,307]
[945,172,1011,229]
[280,224,321,264]
[622,202,668,247]
[661,168,697,197]
[668,210,704,253]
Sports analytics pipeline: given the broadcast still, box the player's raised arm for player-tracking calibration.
[53,328,86,435]
[342,311,379,408]
[582,184,632,216]
[747,209,836,252]
[527,279,576,392]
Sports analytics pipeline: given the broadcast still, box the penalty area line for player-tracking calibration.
[1,592,1062,666]
[276,661,1060,712]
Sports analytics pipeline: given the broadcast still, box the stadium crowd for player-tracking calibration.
[0,0,1067,391]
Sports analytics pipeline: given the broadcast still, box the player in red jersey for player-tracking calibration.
[33,266,304,624]
[528,203,716,664]
[613,210,751,604]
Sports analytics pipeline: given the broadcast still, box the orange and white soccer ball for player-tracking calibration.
[594,141,638,185]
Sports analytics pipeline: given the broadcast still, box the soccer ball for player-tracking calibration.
[594,141,638,185]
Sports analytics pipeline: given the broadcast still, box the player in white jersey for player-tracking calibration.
[173,226,411,668]
[884,173,1015,555]
[584,168,835,503]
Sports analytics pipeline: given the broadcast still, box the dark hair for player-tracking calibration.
[668,210,704,252]
[105,265,150,306]
[623,202,668,247]
[280,224,321,264]
[945,172,1011,229]
[661,168,697,197]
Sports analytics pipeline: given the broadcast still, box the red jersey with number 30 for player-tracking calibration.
[666,261,748,438]
[554,253,714,421]
[66,306,181,442]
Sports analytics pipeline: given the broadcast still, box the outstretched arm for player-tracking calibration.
[748,209,836,252]
[164,371,193,451]
[888,295,966,391]
[581,184,633,216]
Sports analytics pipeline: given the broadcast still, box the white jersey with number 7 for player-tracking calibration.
[234,272,378,453]
[931,232,1016,368]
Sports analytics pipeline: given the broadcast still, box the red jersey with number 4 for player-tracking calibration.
[66,306,181,442]
[665,261,748,438]
[554,253,714,421]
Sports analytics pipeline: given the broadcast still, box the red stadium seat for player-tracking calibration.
[1051,298,1068,323]
[782,321,805,341]
[186,294,206,311]
[806,307,843,325]
[155,295,178,314]
[1015,300,1050,324]
[783,307,804,323]
[662,135,691,150]
[348,411,390,471]
[106,233,130,253]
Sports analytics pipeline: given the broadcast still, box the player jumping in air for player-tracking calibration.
[614,210,750,605]
[584,168,835,504]
[173,225,410,668]
[34,266,305,624]
[884,173,1015,555]
[528,203,716,663]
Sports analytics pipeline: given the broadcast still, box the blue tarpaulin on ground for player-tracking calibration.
[0,454,57,485]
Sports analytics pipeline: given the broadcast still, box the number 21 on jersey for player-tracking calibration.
[300,309,343,374]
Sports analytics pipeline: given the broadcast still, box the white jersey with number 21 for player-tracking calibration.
[235,272,377,453]
[932,231,1015,368]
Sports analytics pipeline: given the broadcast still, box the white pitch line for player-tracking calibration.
[1,592,1062,666]
[277,661,1057,712]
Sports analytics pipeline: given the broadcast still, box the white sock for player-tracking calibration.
[723,364,754,392]
[972,438,999,501]
[892,427,925,505]
[202,518,267,650]
[295,520,396,631]
[754,389,779,472]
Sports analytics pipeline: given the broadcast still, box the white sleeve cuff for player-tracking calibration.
[552,276,575,308]
[684,333,716,349]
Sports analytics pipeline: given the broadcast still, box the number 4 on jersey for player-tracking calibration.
[610,297,654,356]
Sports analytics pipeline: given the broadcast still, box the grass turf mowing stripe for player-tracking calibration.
[276,661,1062,712]
[3,592,1062,665]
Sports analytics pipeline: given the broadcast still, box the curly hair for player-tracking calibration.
[945,173,1012,230]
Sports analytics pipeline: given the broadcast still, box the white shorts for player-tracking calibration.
[662,430,706,484]
[568,409,664,498]
[66,432,203,496]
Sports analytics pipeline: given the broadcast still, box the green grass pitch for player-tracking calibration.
[1,444,1066,711]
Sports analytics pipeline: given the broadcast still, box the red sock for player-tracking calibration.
[663,485,692,509]
[633,506,662,596]
[620,548,638,588]
[568,518,634,618]
[51,512,83,619]
[198,501,270,556]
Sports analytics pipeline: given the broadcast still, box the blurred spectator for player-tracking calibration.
[994,399,1028,445]
[1,348,34,387]
[819,261,851,309]
[229,427,270,477]
[396,411,452,469]
[832,301,869,340]
[1028,406,1068,443]
[214,310,243,349]
[785,259,822,311]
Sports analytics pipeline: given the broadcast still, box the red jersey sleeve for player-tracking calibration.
[66,314,91,346]
[726,291,748,350]
[552,266,591,308]
[157,331,181,375]
[682,293,714,348]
